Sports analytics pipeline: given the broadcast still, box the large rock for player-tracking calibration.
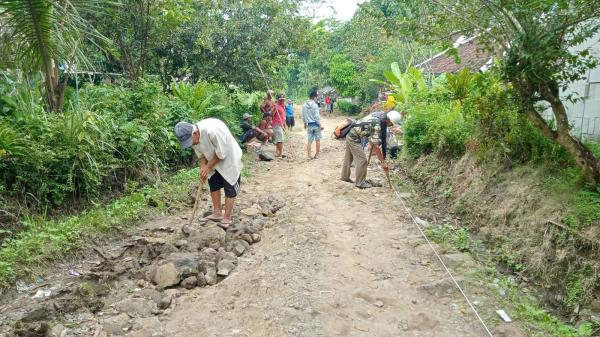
[201,261,218,285]
[232,240,246,256]
[153,262,180,289]
[102,313,131,336]
[441,253,477,271]
[167,253,199,277]
[189,226,226,249]
[199,247,219,264]
[17,305,55,322]
[181,276,198,289]
[112,298,156,317]
[217,260,236,277]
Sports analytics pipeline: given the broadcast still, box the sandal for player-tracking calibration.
[200,212,223,222]
[217,219,232,230]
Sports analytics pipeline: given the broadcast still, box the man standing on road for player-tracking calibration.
[286,99,295,131]
[174,119,243,229]
[340,108,402,189]
[273,93,287,157]
[325,94,331,114]
[302,90,323,160]
[260,90,275,116]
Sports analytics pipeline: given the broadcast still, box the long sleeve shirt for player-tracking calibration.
[302,100,320,125]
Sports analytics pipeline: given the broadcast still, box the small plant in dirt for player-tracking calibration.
[426,223,453,245]
[452,228,471,252]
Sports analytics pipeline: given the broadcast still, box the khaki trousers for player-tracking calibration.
[341,139,367,186]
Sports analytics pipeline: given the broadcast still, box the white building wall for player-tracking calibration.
[553,32,600,141]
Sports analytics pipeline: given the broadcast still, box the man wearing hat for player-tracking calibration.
[273,93,288,157]
[240,113,269,144]
[174,119,243,229]
[340,102,403,189]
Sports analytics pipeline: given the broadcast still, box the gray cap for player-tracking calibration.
[174,121,195,149]
[243,113,252,119]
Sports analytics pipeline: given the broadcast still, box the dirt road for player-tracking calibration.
[149,116,486,337]
[0,114,504,337]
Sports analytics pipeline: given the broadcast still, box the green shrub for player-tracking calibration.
[336,100,361,114]
[463,75,571,166]
[403,101,469,158]
[0,76,257,230]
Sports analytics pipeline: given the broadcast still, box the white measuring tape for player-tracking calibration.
[390,182,495,337]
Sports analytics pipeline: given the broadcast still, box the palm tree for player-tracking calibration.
[0,0,107,111]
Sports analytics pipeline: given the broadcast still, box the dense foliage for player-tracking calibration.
[0,75,261,234]
[370,0,600,184]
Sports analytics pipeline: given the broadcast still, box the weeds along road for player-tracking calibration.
[0,113,515,337]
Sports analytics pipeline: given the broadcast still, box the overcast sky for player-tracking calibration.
[305,0,367,22]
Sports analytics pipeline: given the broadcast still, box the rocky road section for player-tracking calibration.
[0,114,528,337]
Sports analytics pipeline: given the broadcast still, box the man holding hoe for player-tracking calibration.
[174,119,243,231]
[340,99,402,189]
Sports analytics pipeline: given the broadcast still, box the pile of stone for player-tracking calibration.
[1,196,284,337]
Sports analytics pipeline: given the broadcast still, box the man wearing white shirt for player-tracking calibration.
[174,119,243,229]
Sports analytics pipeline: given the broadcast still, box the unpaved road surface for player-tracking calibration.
[152,118,484,337]
[0,114,514,337]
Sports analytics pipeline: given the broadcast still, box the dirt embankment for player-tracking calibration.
[404,154,600,320]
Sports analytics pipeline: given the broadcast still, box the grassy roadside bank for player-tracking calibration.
[0,152,254,289]
[396,155,600,336]
[0,167,199,288]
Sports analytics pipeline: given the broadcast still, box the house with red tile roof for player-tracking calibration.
[417,36,494,76]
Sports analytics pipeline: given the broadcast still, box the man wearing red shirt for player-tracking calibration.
[273,93,287,157]
[325,95,332,113]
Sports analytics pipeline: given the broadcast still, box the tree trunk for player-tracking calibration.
[545,86,600,185]
[27,0,57,111]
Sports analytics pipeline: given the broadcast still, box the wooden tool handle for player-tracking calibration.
[188,179,204,227]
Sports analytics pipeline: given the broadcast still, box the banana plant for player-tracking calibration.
[371,58,427,105]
